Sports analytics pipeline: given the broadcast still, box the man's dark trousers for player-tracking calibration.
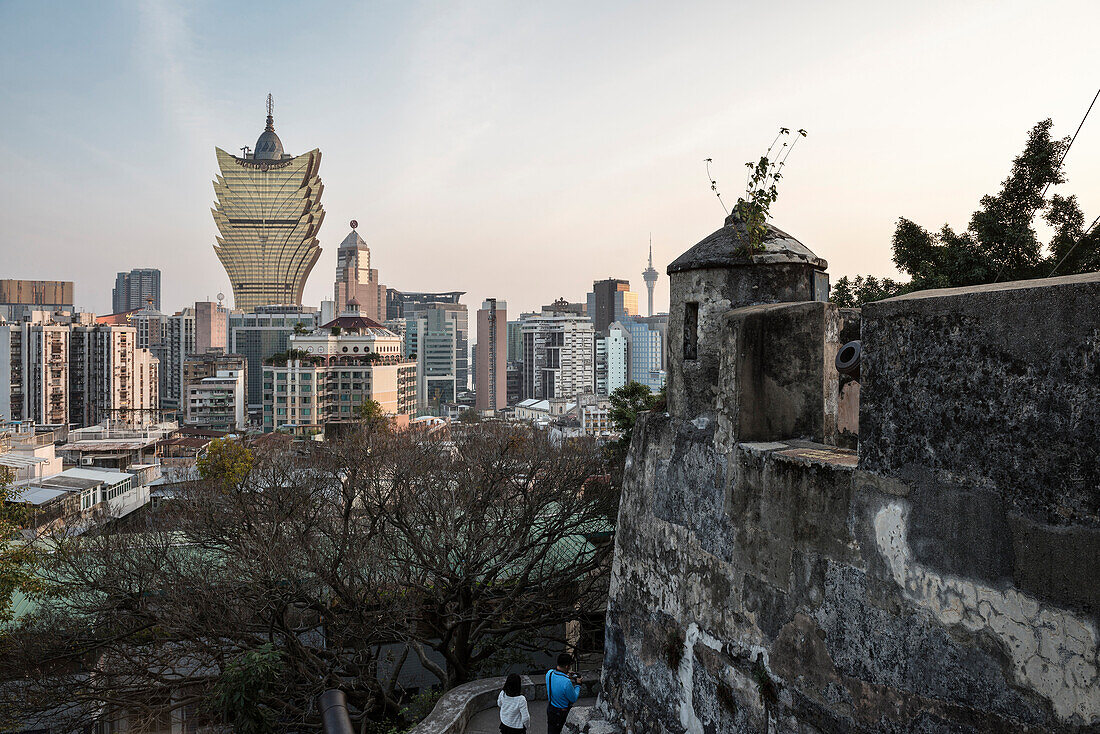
[547,704,569,734]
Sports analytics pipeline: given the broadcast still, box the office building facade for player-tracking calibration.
[0,280,74,322]
[395,295,469,395]
[628,315,668,392]
[334,222,387,322]
[229,305,318,418]
[475,299,507,413]
[587,279,638,335]
[404,306,458,410]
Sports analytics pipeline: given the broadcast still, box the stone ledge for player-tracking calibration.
[409,676,600,734]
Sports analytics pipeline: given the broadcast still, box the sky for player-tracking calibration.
[2,0,1099,318]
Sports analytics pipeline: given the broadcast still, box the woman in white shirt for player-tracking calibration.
[497,673,531,733]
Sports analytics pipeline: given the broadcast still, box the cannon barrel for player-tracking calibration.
[835,340,861,381]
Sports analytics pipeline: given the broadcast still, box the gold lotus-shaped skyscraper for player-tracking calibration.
[212,97,325,311]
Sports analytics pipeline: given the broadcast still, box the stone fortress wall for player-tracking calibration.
[593,212,1100,733]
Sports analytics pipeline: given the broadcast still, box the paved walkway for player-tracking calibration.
[465,698,596,734]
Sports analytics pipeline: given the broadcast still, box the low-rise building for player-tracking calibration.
[185,369,246,431]
[58,421,176,470]
[15,465,159,531]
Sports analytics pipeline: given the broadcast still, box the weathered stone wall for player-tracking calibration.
[667,263,821,423]
[601,273,1100,732]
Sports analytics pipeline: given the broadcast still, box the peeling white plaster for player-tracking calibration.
[678,622,724,734]
[874,502,1100,723]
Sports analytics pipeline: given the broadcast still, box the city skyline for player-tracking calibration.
[2,1,1099,318]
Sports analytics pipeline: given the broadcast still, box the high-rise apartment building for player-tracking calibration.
[212,97,324,311]
[521,312,595,401]
[112,269,161,313]
[165,308,196,415]
[0,321,159,428]
[597,322,629,396]
[0,280,74,322]
[69,325,159,427]
[263,309,415,433]
[127,305,175,412]
[229,305,318,417]
[195,301,228,354]
[643,242,659,317]
[334,222,387,322]
[475,299,507,413]
[587,279,638,335]
[0,322,69,424]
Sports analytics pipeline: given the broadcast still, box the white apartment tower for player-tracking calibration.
[521,312,596,401]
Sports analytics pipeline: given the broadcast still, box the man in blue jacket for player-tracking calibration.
[545,652,582,734]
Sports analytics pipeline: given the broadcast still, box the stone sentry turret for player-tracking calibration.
[666,211,848,444]
[586,203,1100,733]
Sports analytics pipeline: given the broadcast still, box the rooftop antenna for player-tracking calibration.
[265,93,275,131]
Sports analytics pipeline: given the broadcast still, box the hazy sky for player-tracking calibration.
[2,0,1098,318]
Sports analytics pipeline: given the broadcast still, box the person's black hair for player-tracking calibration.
[503,673,522,697]
[557,652,574,669]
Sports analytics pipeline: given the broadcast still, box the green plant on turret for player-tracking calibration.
[706,127,807,254]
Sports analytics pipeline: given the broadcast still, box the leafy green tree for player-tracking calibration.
[197,438,254,488]
[835,119,1099,307]
[206,644,285,734]
[354,398,388,429]
[0,470,36,625]
[610,382,661,447]
[829,275,904,308]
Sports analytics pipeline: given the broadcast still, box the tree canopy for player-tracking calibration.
[0,425,614,732]
[831,119,1100,307]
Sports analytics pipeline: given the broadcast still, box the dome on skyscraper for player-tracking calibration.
[254,114,284,160]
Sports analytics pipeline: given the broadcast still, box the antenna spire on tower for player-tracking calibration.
[265,93,275,131]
